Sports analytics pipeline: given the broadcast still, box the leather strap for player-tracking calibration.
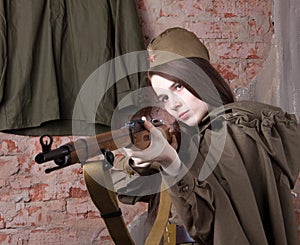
[84,160,175,245]
[164,224,176,244]
[145,182,173,245]
[83,160,135,245]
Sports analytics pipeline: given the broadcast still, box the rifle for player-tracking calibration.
[35,119,173,174]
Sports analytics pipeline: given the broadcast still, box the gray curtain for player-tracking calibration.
[237,0,300,118]
[274,0,300,116]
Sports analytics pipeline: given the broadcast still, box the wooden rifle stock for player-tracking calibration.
[35,119,172,173]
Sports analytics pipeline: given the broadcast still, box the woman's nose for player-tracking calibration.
[168,96,181,110]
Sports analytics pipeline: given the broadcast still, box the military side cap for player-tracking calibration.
[147,27,210,68]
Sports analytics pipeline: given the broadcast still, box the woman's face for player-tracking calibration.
[151,75,208,126]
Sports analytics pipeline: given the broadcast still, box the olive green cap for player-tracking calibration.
[147,27,210,68]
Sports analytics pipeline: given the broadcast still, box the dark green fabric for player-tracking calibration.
[0,0,147,136]
[163,101,300,245]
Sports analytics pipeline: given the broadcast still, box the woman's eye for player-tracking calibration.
[175,84,183,90]
[160,95,169,103]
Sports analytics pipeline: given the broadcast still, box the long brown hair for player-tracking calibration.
[148,57,235,108]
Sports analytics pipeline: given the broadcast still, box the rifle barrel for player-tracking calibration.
[35,145,72,164]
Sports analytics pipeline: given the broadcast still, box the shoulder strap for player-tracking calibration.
[83,160,135,245]
[145,182,173,245]
[84,160,174,245]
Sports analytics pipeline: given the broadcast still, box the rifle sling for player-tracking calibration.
[83,160,135,245]
[83,160,173,245]
[145,182,173,245]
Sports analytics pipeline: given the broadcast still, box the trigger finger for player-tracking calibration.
[143,119,155,131]
[170,135,178,149]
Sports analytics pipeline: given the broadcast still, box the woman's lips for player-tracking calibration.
[179,110,189,120]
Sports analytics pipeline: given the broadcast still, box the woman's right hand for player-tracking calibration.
[122,119,181,175]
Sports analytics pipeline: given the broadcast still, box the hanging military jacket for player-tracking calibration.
[162,101,300,245]
[0,0,147,135]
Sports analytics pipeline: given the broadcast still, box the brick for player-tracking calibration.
[12,189,31,203]
[248,17,272,38]
[28,166,57,185]
[0,139,18,156]
[245,59,265,81]
[213,0,271,18]
[211,41,266,60]
[0,233,11,244]
[236,0,271,16]
[35,200,67,227]
[214,61,239,81]
[218,59,250,89]
[43,183,71,201]
[65,217,107,244]
[28,228,77,244]
[28,184,48,201]
[99,228,116,244]
[0,156,19,178]
[0,201,17,212]
[4,201,67,228]
[0,165,20,188]
[212,0,237,17]
[69,187,89,198]
[54,164,84,184]
[190,21,221,39]
[120,202,148,225]
[218,21,247,39]
[0,229,30,244]
[0,213,5,229]
[137,0,161,22]
[191,20,247,40]
[66,199,92,215]
[10,175,32,189]
[10,206,42,227]
[167,0,213,18]
[136,0,147,11]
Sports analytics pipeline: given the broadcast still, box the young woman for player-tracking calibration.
[124,27,300,244]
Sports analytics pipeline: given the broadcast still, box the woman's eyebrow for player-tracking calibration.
[156,82,177,100]
[157,94,165,100]
[169,82,177,90]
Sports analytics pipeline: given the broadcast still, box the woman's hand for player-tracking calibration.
[123,118,181,175]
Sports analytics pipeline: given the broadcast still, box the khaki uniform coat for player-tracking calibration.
[0,0,146,135]
[164,101,300,245]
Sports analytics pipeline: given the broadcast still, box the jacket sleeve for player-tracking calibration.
[162,168,215,243]
[0,0,6,103]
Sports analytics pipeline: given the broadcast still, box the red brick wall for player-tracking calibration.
[137,0,273,91]
[0,134,148,244]
[0,0,299,244]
